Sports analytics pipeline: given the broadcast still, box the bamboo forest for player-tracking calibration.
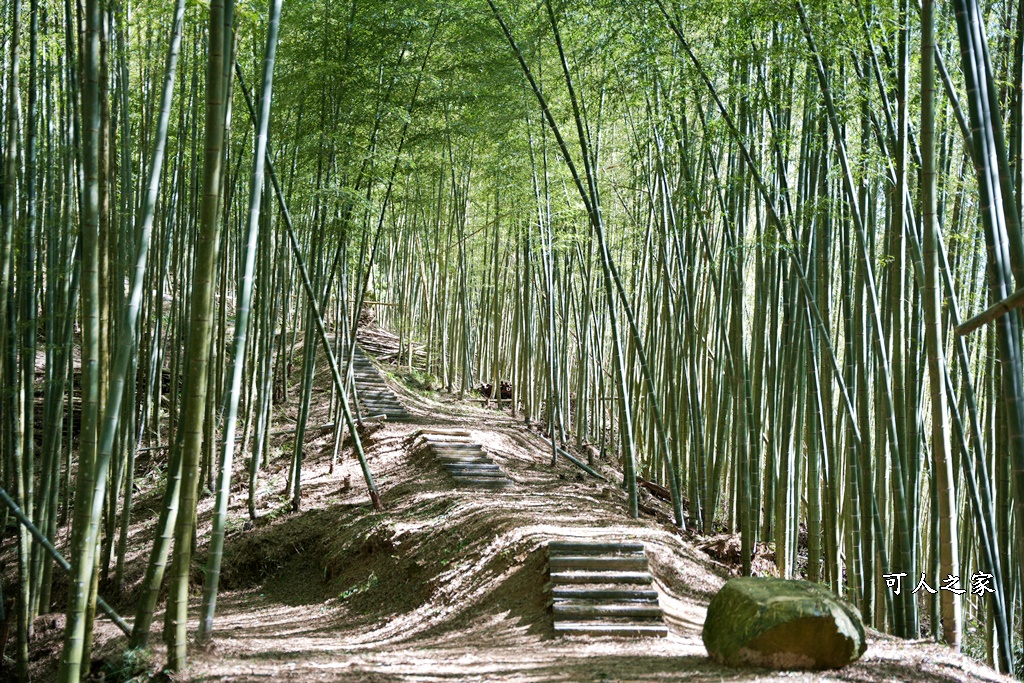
[4,0,1024,680]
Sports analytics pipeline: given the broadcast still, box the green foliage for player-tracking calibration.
[6,0,1017,671]
[339,571,379,599]
[400,367,439,393]
[96,647,158,683]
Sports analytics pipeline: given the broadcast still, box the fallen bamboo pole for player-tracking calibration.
[269,423,336,437]
[537,435,608,482]
[0,487,131,636]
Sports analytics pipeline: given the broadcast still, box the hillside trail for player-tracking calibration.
[31,327,1010,683]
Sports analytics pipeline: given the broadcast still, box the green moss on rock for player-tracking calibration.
[702,577,866,670]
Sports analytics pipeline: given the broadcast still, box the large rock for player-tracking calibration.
[702,577,866,670]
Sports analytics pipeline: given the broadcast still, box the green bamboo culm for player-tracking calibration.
[56,0,104,678]
[166,0,231,670]
[198,0,284,643]
[3,0,33,675]
[488,0,640,518]
[921,0,962,649]
[5,1,1024,675]
[951,0,1024,668]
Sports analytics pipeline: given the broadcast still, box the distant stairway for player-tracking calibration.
[547,541,668,637]
[414,429,511,490]
[350,345,412,422]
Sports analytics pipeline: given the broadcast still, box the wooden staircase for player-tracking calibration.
[350,345,412,422]
[547,541,668,637]
[414,430,511,490]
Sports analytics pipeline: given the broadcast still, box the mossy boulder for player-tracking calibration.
[702,577,866,670]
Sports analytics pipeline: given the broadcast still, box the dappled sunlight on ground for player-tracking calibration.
[25,346,1011,683]
[182,379,1008,682]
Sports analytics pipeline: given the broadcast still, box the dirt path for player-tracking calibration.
[176,386,1013,682]
[23,344,1012,683]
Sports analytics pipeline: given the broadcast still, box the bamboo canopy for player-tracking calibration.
[0,0,1021,678]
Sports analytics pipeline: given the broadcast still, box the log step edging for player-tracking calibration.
[446,470,506,479]
[546,539,668,638]
[549,571,653,585]
[347,345,409,422]
[421,437,512,490]
[551,588,659,602]
[553,622,668,637]
[549,556,648,571]
[552,603,665,619]
[443,463,502,472]
[548,541,646,555]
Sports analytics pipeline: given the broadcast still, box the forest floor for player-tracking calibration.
[11,326,1015,683]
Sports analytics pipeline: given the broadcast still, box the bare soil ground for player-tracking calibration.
[12,330,1013,683]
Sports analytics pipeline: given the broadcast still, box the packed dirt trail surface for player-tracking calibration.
[34,333,1011,683]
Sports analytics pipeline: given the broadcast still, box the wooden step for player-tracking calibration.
[435,458,493,467]
[415,428,472,437]
[552,603,663,619]
[443,463,501,472]
[553,622,668,637]
[549,556,648,572]
[551,588,659,602]
[434,450,490,457]
[443,459,499,467]
[549,571,652,585]
[455,477,510,488]
[548,541,645,555]
[544,538,668,638]
[362,404,406,413]
[449,470,503,479]
[427,443,485,451]
[446,469,506,479]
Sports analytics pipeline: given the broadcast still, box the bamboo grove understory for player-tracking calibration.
[1,0,1024,678]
